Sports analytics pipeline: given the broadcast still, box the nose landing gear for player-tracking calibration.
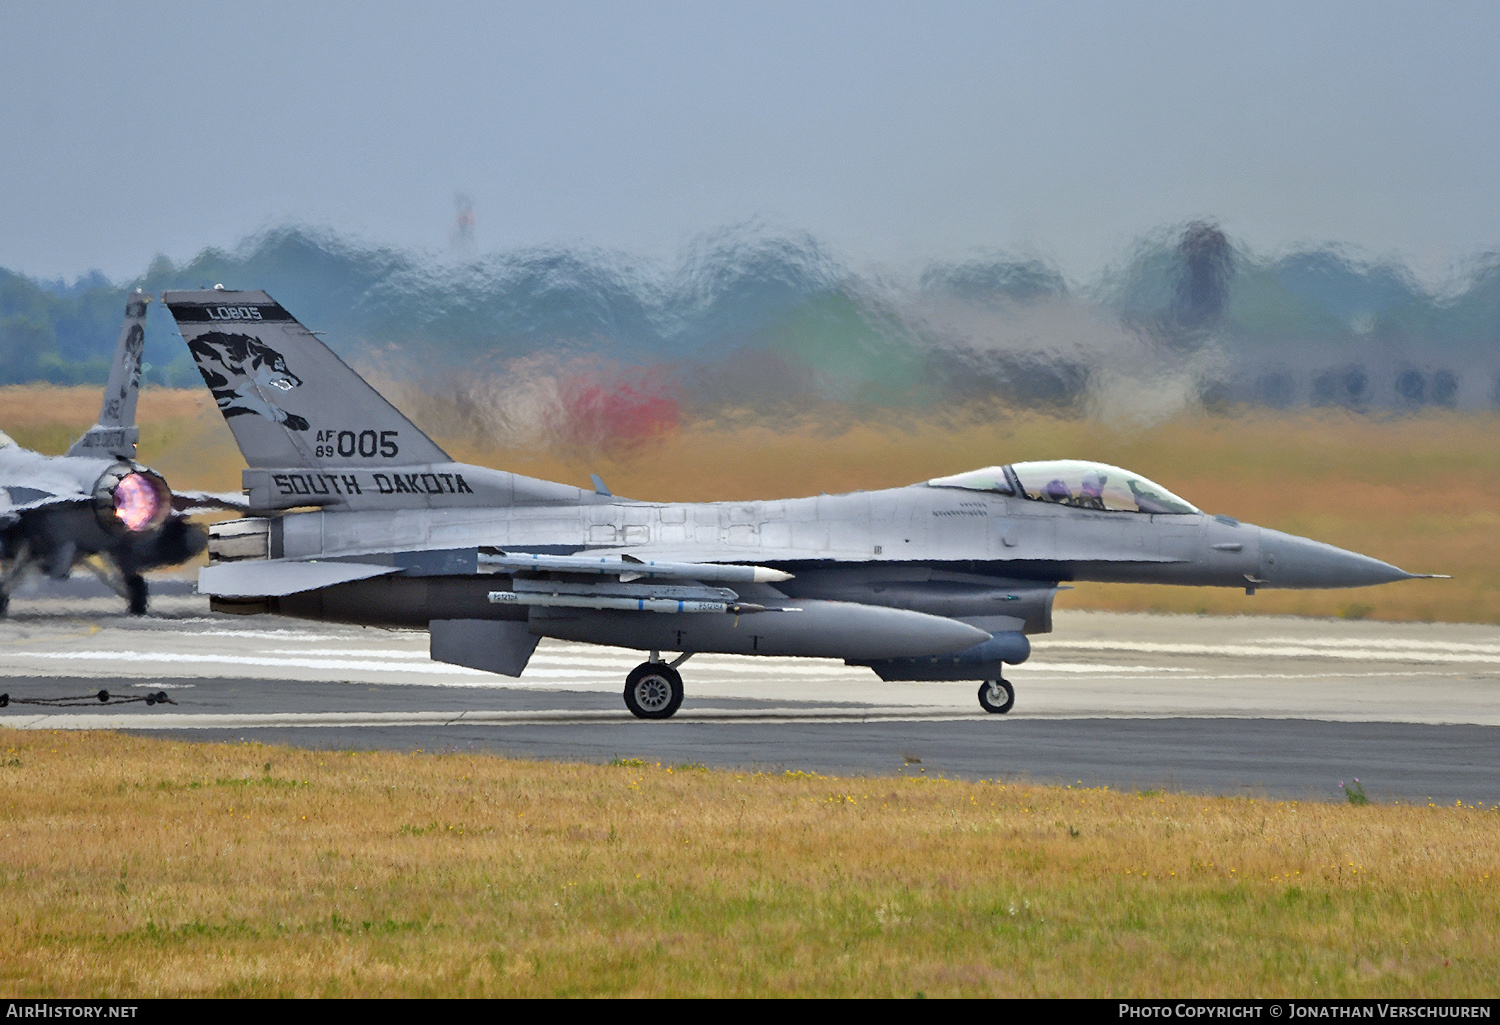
[624,661,684,720]
[978,678,1014,714]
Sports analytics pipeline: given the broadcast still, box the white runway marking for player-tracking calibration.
[1262,637,1500,654]
[7,600,1498,802]
[4,607,1500,725]
[1038,639,1500,664]
[189,629,354,643]
[10,650,493,676]
[10,640,1498,678]
[0,706,994,731]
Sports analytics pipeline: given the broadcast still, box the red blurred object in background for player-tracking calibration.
[559,368,680,448]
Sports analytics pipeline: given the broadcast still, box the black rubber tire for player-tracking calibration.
[126,574,148,616]
[978,679,1014,715]
[0,591,8,619]
[624,662,684,720]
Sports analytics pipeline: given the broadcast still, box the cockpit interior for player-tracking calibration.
[927,459,1199,515]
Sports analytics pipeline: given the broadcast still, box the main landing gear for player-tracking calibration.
[125,574,148,616]
[623,652,690,720]
[978,678,1014,715]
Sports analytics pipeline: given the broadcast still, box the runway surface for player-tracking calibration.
[2,580,1497,803]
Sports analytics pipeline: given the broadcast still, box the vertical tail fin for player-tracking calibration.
[66,292,149,459]
[161,289,449,470]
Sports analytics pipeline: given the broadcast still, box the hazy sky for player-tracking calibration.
[3,0,1497,283]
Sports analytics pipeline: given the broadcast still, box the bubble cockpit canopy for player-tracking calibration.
[927,459,1199,515]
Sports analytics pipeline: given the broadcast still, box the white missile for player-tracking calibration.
[478,550,792,583]
[489,591,760,614]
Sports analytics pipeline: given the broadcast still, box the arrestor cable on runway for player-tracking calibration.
[0,689,175,709]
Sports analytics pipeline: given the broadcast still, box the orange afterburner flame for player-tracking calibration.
[113,473,163,532]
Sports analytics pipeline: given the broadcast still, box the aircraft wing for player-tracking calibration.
[9,495,90,512]
[0,485,91,522]
[198,558,399,597]
[1,496,90,533]
[3,492,89,510]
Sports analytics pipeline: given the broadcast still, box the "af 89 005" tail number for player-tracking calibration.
[314,429,399,459]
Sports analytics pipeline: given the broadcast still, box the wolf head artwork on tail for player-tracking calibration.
[190,331,309,430]
[162,290,448,470]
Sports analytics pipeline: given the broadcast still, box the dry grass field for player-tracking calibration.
[3,385,1494,622]
[0,385,216,473]
[0,730,1494,997]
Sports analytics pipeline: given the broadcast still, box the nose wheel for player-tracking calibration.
[978,678,1014,714]
[624,661,684,720]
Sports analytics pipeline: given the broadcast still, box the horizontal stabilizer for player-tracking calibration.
[172,490,257,514]
[198,559,398,597]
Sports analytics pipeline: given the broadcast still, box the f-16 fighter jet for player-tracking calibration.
[1,294,209,616]
[165,289,1438,717]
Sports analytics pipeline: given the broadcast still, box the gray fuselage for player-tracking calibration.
[236,467,1408,640]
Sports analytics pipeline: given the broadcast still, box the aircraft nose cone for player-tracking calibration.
[1259,528,1413,589]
